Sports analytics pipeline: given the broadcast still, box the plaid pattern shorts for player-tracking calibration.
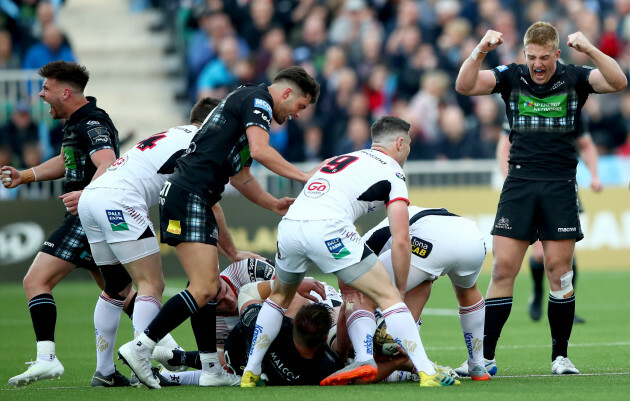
[41,213,98,270]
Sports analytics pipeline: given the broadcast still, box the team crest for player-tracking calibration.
[106,210,129,231]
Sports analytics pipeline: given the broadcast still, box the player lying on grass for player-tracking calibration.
[327,205,491,383]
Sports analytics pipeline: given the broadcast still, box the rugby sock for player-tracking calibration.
[156,333,183,350]
[548,294,575,360]
[191,303,217,353]
[483,297,512,360]
[382,303,435,375]
[346,309,376,362]
[144,290,198,342]
[170,350,201,369]
[29,293,56,342]
[243,299,286,376]
[459,298,485,367]
[132,295,161,338]
[94,292,124,375]
[530,257,545,295]
[36,341,56,363]
[124,291,137,318]
[199,351,220,374]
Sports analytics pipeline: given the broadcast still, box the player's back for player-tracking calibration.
[284,149,408,223]
[88,125,198,207]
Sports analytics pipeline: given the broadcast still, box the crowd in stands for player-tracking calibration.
[2,0,630,172]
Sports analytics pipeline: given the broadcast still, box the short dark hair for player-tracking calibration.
[273,66,320,104]
[293,303,333,348]
[38,61,90,92]
[190,97,221,125]
[371,116,410,143]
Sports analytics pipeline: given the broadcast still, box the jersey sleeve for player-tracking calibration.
[386,167,409,207]
[569,64,596,95]
[80,120,116,156]
[242,91,273,133]
[490,63,517,96]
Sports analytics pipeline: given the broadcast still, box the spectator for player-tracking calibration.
[334,116,371,155]
[196,36,241,100]
[0,101,40,168]
[240,0,277,50]
[434,105,485,160]
[22,24,75,70]
[0,30,20,69]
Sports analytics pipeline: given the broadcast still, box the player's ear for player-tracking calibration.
[283,87,293,100]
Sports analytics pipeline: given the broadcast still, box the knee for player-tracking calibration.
[490,262,517,284]
[188,282,218,305]
[23,270,45,294]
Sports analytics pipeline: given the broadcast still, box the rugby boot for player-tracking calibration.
[118,339,160,389]
[418,370,461,387]
[8,357,64,386]
[551,356,579,375]
[91,369,131,387]
[241,371,264,387]
[320,359,378,386]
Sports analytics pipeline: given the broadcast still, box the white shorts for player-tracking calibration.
[275,219,373,279]
[379,216,486,290]
[78,187,159,265]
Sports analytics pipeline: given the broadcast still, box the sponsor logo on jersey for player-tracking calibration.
[325,238,350,259]
[395,172,405,181]
[87,120,101,125]
[108,155,128,171]
[558,227,577,232]
[106,210,129,231]
[304,178,330,198]
[167,219,181,235]
[254,98,272,117]
[411,236,432,258]
[495,217,512,230]
[551,80,565,91]
[518,94,567,117]
[254,109,271,125]
[63,147,77,169]
[88,127,111,144]
[497,65,508,72]
[269,352,300,381]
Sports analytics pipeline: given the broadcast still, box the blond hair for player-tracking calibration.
[524,21,559,50]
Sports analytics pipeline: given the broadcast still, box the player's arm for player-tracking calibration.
[577,134,602,192]
[387,199,411,295]
[1,151,65,188]
[567,32,628,93]
[496,132,511,179]
[455,30,503,96]
[246,125,314,183]
[230,166,295,215]
[212,202,261,262]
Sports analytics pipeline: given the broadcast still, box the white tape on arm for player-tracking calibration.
[237,282,264,313]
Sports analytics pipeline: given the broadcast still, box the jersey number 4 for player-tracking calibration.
[320,155,358,174]
[136,132,167,151]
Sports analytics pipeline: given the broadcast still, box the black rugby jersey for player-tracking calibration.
[168,84,273,204]
[225,305,344,386]
[61,97,119,193]
[492,62,595,180]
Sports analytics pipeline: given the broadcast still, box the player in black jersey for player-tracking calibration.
[119,66,322,389]
[2,61,132,387]
[456,22,626,375]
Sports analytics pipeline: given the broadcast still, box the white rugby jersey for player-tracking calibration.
[284,149,409,222]
[364,206,434,253]
[87,125,198,207]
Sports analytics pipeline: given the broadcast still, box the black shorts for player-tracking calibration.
[41,213,98,270]
[491,177,583,243]
[159,181,219,246]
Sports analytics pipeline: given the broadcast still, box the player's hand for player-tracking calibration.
[590,176,603,192]
[58,190,83,215]
[273,197,295,216]
[568,32,594,54]
[296,278,326,302]
[1,166,21,188]
[232,250,263,262]
[304,157,334,182]
[479,30,503,52]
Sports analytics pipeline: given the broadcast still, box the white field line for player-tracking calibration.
[426,341,630,351]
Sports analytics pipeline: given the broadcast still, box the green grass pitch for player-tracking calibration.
[1,270,629,401]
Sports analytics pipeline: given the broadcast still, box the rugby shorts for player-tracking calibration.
[491,176,583,243]
[159,181,218,246]
[378,215,486,289]
[41,213,98,270]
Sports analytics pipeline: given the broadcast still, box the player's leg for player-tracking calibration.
[528,240,545,321]
[337,280,378,365]
[453,283,489,380]
[8,252,74,386]
[484,235,529,363]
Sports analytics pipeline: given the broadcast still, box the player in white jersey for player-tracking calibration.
[356,206,490,381]
[242,116,460,388]
[77,98,227,384]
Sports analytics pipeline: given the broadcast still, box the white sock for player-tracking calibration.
[94,292,124,375]
[36,340,56,362]
[382,302,435,375]
[163,370,201,385]
[132,295,161,338]
[346,309,376,362]
[156,333,182,350]
[243,300,285,376]
[459,298,485,368]
[199,352,220,374]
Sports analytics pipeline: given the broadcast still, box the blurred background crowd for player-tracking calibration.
[2,0,630,175]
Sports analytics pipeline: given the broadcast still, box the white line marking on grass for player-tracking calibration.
[426,341,630,351]
[491,372,630,378]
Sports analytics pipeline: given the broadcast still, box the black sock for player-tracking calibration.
[530,256,545,296]
[548,294,575,360]
[145,290,198,342]
[29,294,56,342]
[124,292,138,318]
[191,303,217,353]
[483,297,513,360]
[170,350,202,369]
